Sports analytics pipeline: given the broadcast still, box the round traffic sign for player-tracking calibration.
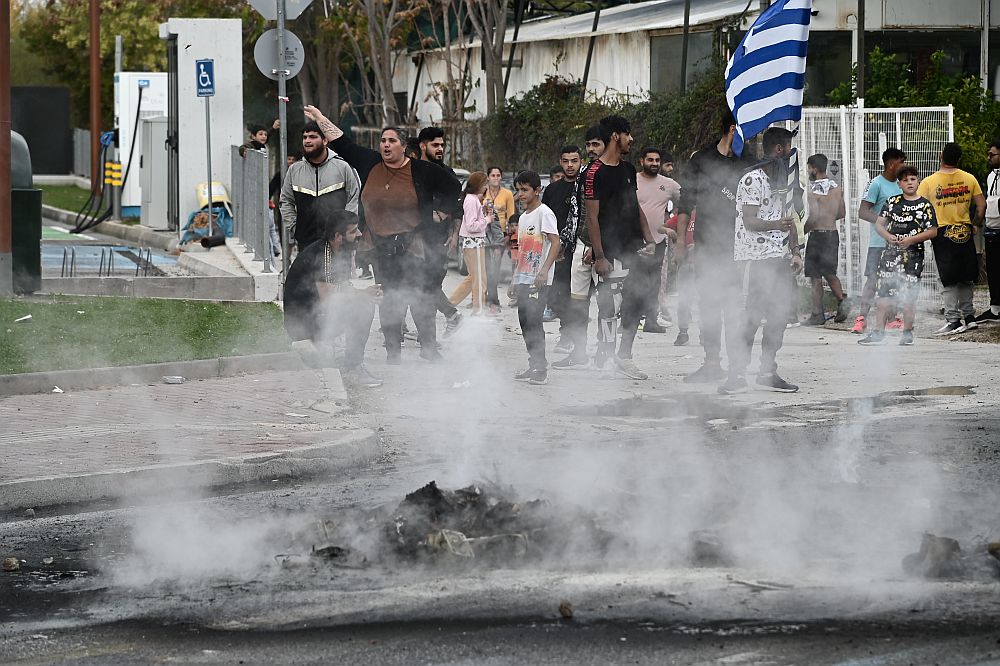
[254,29,305,81]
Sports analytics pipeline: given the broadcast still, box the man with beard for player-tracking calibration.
[542,145,583,352]
[303,105,461,364]
[676,109,752,384]
[279,122,360,250]
[585,115,656,379]
[635,147,681,333]
[417,126,464,338]
[552,127,607,369]
[283,210,382,387]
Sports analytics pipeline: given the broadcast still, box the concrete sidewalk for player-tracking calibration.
[0,368,378,512]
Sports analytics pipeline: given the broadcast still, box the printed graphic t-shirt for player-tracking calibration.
[917,169,982,228]
[862,175,902,249]
[877,194,938,277]
[734,168,787,261]
[512,203,559,285]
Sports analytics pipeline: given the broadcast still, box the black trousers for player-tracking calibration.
[986,232,1000,306]
[286,291,375,370]
[425,241,458,318]
[694,252,745,366]
[374,249,437,352]
[550,255,573,323]
[635,240,667,321]
[516,284,548,370]
[595,254,643,358]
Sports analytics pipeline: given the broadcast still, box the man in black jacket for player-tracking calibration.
[303,105,461,364]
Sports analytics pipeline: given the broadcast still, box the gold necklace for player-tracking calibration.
[383,159,409,190]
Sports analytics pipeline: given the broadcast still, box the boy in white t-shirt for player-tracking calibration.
[511,170,561,385]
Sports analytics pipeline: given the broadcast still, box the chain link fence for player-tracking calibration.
[794,105,954,304]
[230,146,274,273]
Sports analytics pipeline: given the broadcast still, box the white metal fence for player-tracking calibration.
[793,104,954,302]
[230,146,274,272]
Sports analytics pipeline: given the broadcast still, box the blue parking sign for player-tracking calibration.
[196,59,215,97]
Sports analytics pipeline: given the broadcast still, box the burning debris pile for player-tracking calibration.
[289,481,614,569]
[902,533,1000,581]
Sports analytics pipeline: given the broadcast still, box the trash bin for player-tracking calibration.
[11,131,42,294]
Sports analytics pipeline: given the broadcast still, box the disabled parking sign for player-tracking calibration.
[196,59,215,97]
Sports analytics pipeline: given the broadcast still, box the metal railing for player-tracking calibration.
[60,245,154,278]
[230,145,274,273]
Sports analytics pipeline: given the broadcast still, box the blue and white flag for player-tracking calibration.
[725,0,813,156]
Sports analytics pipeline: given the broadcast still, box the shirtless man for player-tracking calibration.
[803,154,849,326]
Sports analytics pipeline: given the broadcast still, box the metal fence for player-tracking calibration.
[793,104,954,303]
[230,146,274,273]
[72,128,91,179]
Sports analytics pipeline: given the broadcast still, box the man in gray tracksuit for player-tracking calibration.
[279,121,360,249]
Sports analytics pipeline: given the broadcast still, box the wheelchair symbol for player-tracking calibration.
[198,64,212,88]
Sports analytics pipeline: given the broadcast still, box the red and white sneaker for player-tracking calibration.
[885,316,904,331]
[850,315,865,334]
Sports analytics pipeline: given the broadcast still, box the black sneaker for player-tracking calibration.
[552,352,588,370]
[386,348,402,365]
[674,330,689,346]
[442,312,464,339]
[934,321,963,336]
[419,347,444,363]
[342,364,384,388]
[642,322,668,333]
[975,309,1000,324]
[718,375,748,395]
[804,313,826,326]
[961,319,979,332]
[834,298,850,323]
[756,373,799,393]
[899,330,914,346]
[554,336,573,354]
[683,363,726,384]
[528,369,548,385]
[514,368,533,381]
[858,332,886,345]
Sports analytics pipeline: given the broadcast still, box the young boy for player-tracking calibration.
[511,170,561,385]
[858,165,938,346]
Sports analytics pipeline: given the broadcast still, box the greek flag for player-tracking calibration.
[725,0,813,156]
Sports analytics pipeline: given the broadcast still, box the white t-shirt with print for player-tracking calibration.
[734,168,787,261]
[512,204,559,285]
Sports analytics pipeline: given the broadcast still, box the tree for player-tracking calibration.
[465,0,510,115]
[19,0,254,127]
[414,0,473,123]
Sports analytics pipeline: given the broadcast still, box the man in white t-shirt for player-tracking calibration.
[511,170,561,385]
[976,140,1000,323]
[636,146,681,333]
[721,127,803,395]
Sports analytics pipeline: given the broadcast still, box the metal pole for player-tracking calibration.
[503,0,525,95]
[205,97,213,237]
[982,0,990,90]
[581,6,602,98]
[0,0,12,295]
[112,35,123,221]
[90,0,101,195]
[277,0,290,287]
[856,0,865,99]
[680,0,692,92]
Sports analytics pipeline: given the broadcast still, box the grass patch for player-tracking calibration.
[39,185,94,214]
[0,296,291,375]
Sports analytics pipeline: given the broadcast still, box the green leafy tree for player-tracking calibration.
[829,47,1000,181]
[19,0,257,127]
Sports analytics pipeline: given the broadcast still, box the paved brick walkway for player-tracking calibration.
[0,369,357,483]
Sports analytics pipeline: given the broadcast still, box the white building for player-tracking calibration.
[393,0,1000,123]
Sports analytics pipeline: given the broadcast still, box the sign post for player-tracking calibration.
[275,0,289,283]
[196,59,216,236]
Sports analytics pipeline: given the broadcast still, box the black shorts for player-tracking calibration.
[804,230,839,278]
[864,246,884,277]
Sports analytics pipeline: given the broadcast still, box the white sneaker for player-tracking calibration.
[614,356,648,380]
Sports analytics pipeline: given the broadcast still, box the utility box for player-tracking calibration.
[114,72,169,217]
[10,131,42,294]
[140,115,170,229]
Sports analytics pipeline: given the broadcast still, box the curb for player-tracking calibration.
[42,205,178,253]
[0,351,304,397]
[0,428,379,513]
